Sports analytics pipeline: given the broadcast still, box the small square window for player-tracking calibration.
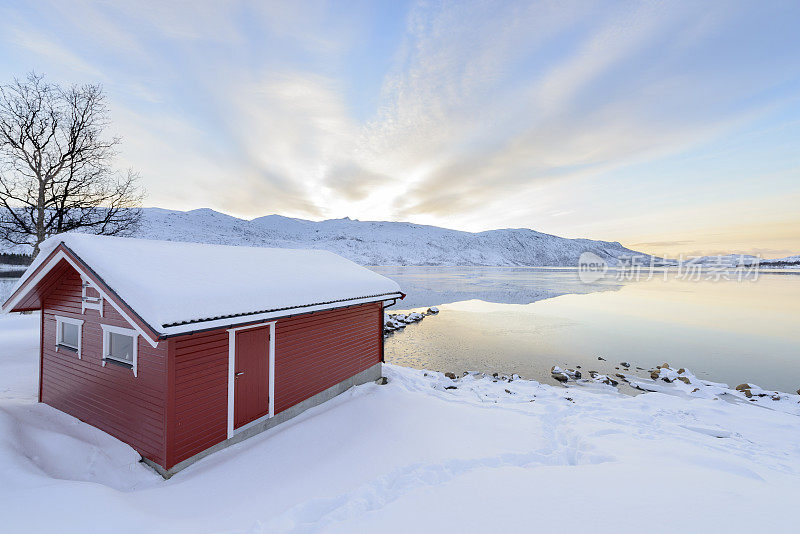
[101,325,138,376]
[59,322,80,349]
[109,332,134,363]
[55,316,83,357]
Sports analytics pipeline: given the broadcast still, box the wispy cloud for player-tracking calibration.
[4,27,104,79]
[0,0,798,256]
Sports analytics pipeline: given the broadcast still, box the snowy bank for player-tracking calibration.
[0,314,799,533]
[548,362,800,415]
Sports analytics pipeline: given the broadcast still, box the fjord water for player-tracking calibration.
[372,267,800,393]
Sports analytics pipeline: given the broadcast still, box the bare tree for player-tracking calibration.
[0,72,143,257]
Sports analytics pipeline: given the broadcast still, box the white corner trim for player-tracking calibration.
[3,249,159,348]
[101,324,138,377]
[54,315,84,359]
[227,321,276,439]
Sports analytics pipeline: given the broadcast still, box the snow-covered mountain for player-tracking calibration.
[758,255,800,268]
[681,254,761,266]
[134,208,647,267]
[4,207,797,267]
[681,253,800,268]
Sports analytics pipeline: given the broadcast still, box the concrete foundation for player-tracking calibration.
[143,362,383,479]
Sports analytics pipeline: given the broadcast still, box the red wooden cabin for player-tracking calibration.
[2,234,403,477]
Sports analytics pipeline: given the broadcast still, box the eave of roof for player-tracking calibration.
[161,291,404,329]
[2,243,162,347]
[4,239,405,340]
[159,292,404,338]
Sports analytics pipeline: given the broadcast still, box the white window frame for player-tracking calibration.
[101,324,138,377]
[55,315,84,358]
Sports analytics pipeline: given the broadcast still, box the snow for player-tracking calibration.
[383,309,433,334]
[8,233,401,334]
[682,253,761,266]
[627,366,800,414]
[1,313,798,533]
[4,208,798,268]
[682,253,800,267]
[132,208,645,267]
[2,209,798,268]
[0,278,16,303]
[759,254,800,268]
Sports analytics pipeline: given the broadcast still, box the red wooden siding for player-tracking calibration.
[14,257,74,311]
[169,329,229,467]
[22,247,389,472]
[274,302,382,414]
[165,301,383,468]
[40,265,168,466]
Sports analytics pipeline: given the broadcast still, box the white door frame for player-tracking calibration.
[227,321,276,439]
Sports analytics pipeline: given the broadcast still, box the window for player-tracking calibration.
[101,325,138,376]
[55,316,83,358]
[109,332,134,363]
[60,323,80,348]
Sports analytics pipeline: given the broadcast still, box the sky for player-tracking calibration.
[1,0,799,258]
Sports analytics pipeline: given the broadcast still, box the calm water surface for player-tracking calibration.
[371,267,800,393]
[2,270,798,392]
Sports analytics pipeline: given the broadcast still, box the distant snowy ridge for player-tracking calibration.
[131,208,647,267]
[681,253,800,268]
[4,207,796,267]
[755,255,800,268]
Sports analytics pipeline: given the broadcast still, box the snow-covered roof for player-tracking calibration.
[7,234,402,337]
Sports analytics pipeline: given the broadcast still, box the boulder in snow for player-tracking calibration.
[404,312,424,323]
[550,366,569,383]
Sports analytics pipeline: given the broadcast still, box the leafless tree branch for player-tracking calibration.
[0,72,143,256]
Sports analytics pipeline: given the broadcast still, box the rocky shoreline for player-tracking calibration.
[551,359,799,401]
[425,361,800,415]
[383,307,439,336]
[384,306,799,414]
